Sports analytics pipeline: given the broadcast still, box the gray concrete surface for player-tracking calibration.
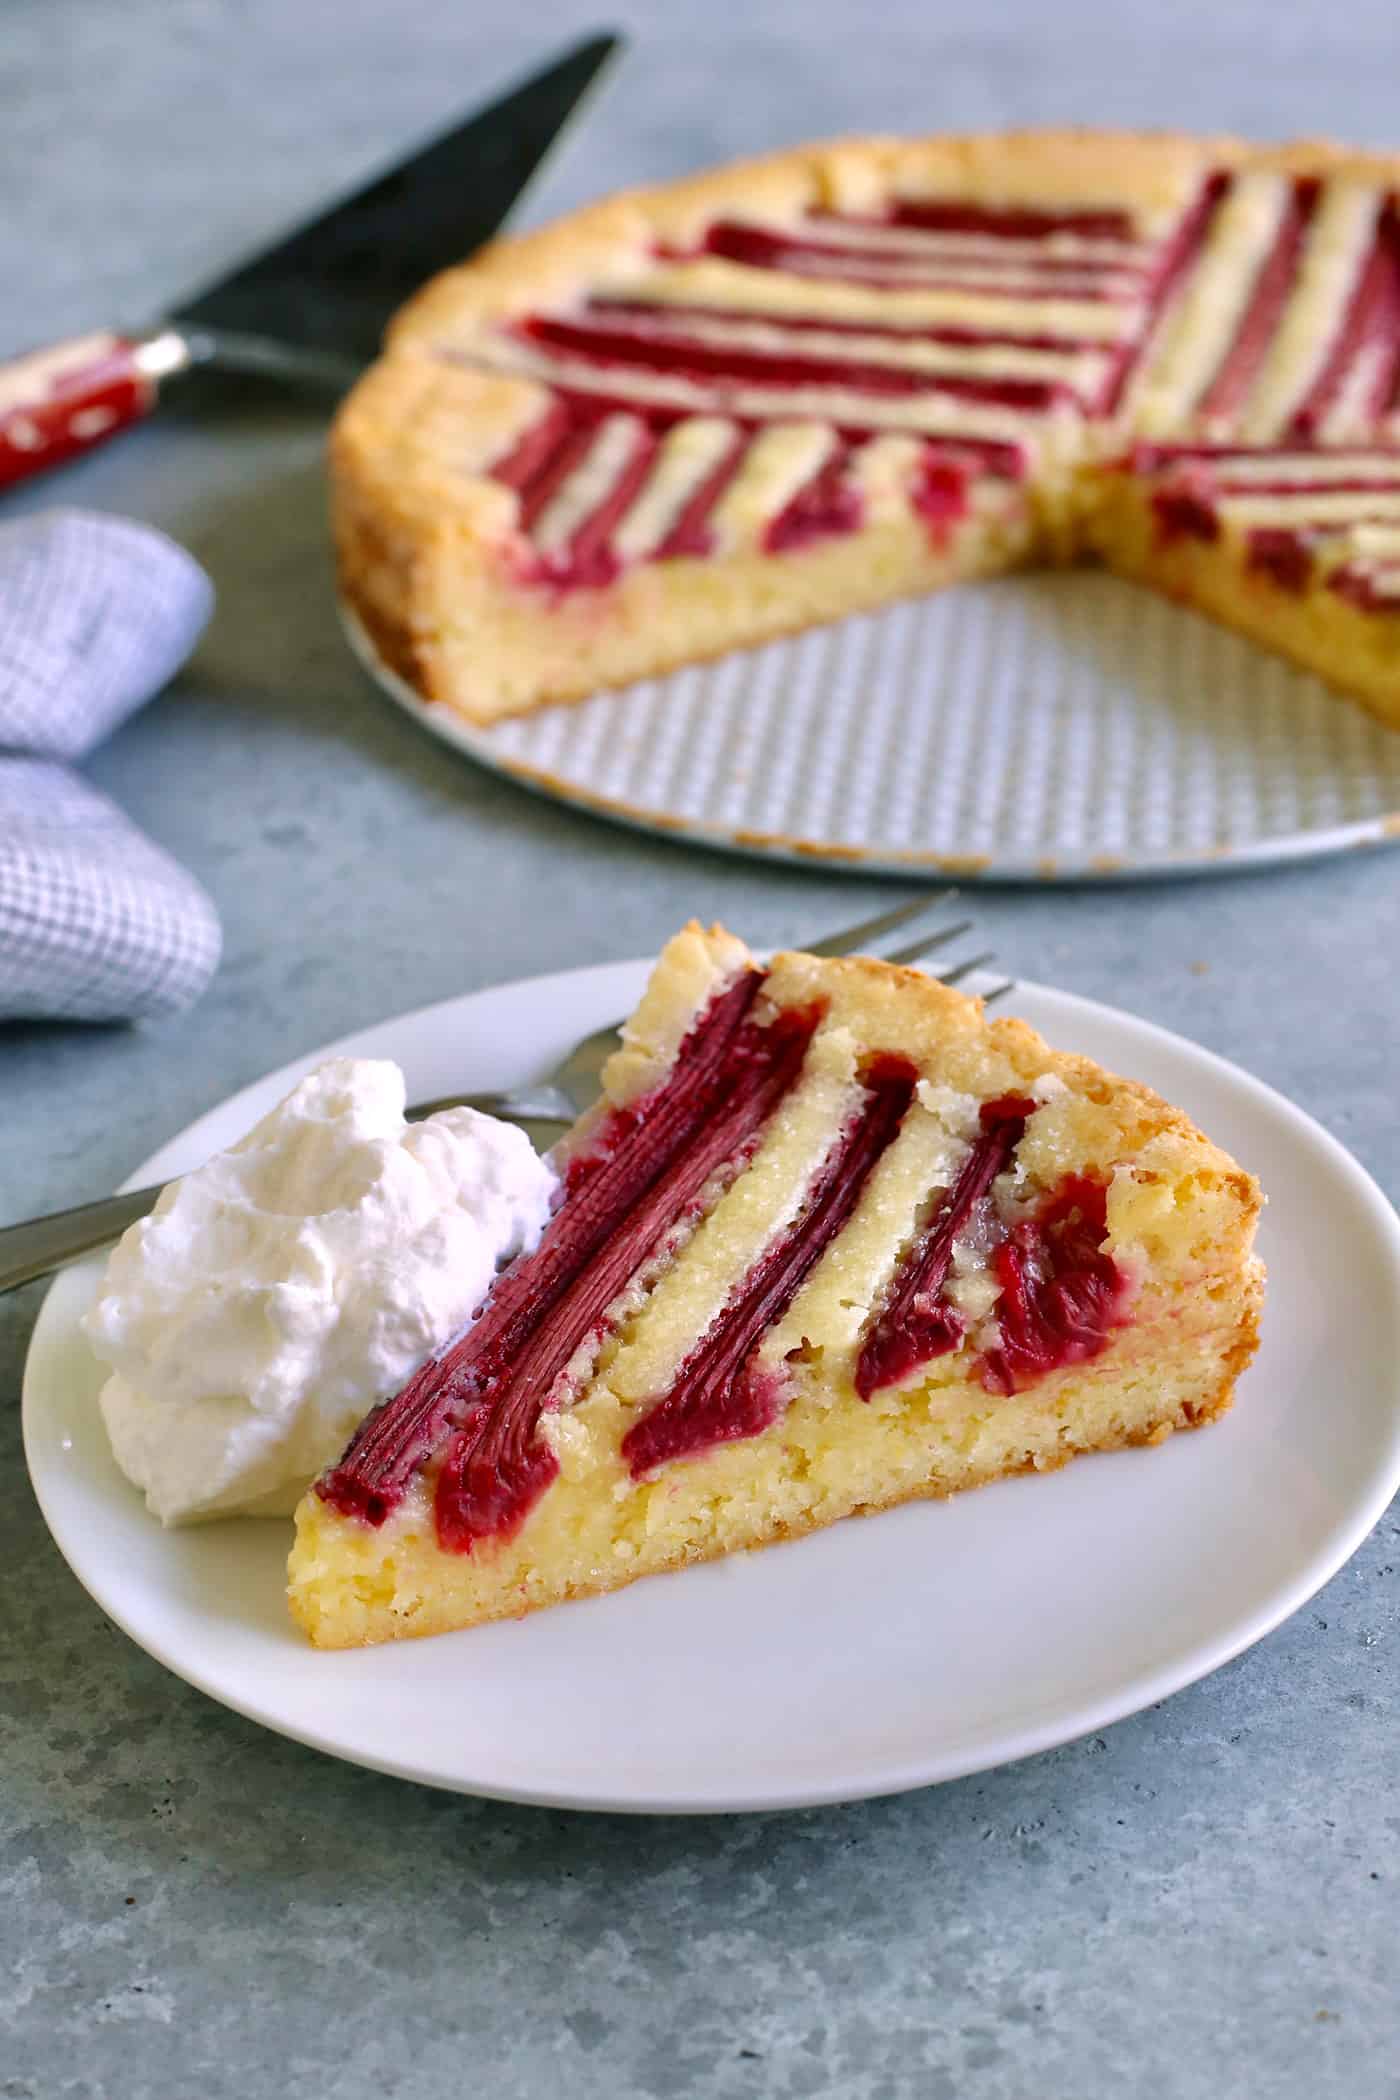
[3,4,1399,2095]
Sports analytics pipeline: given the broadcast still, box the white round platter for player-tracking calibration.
[344,581,1400,882]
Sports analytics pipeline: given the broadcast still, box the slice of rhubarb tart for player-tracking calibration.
[287,924,1264,1646]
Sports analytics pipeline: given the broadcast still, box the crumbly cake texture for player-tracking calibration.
[332,128,1400,731]
[287,924,1264,1648]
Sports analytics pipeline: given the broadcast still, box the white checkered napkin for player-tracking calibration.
[0,759,221,1022]
[0,508,213,760]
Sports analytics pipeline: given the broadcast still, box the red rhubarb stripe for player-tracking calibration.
[1332,563,1400,609]
[914,448,974,535]
[592,297,1109,355]
[885,201,1140,242]
[489,401,574,491]
[1195,178,1319,429]
[318,971,814,1533]
[1246,526,1314,592]
[622,1056,918,1477]
[1099,171,1231,416]
[545,379,1029,481]
[854,1094,1036,1399]
[1156,490,1400,552]
[814,206,1148,256]
[654,428,750,558]
[1290,200,1400,438]
[518,314,1069,411]
[764,445,864,553]
[1125,440,1400,491]
[980,1176,1129,1395]
[696,222,1133,300]
[431,997,823,1551]
[1240,510,1400,593]
[513,419,607,535]
[549,422,660,586]
[439,352,1034,479]
[1151,479,1221,542]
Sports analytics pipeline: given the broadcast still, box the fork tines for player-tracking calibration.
[804,891,1013,1005]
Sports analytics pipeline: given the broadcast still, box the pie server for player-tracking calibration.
[0,32,621,491]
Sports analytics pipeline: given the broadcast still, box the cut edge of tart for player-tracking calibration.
[330,337,1044,721]
[1090,446,1400,732]
[331,127,1400,728]
[287,923,1264,1648]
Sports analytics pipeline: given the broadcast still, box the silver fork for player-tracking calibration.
[0,894,1009,1293]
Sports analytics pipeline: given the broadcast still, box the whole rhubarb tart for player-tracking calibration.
[287,924,1264,1647]
[332,129,1400,733]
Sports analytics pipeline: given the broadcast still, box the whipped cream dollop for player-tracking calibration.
[85,1057,557,1524]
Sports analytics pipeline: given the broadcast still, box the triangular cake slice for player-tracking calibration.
[288,925,1263,1646]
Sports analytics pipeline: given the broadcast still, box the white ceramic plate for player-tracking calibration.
[23,960,1400,1813]
[344,582,1400,884]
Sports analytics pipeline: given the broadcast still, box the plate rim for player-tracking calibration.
[22,960,1400,1814]
[341,601,1400,889]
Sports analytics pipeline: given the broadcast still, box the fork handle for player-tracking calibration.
[0,1188,160,1292]
[446,1089,578,1123]
[0,1085,579,1295]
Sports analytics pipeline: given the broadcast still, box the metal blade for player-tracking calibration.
[169,32,621,364]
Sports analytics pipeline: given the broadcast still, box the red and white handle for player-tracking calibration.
[0,330,186,490]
